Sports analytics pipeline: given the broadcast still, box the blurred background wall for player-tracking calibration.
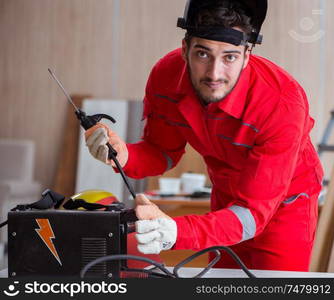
[0,0,333,191]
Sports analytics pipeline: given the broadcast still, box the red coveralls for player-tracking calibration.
[122,48,324,271]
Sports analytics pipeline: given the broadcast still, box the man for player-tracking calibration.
[85,0,323,271]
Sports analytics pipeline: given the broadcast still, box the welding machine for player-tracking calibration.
[5,191,257,279]
[7,190,138,278]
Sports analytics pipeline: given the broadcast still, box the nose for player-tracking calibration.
[206,58,223,81]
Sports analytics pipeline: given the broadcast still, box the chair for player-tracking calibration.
[0,182,10,264]
[0,139,42,242]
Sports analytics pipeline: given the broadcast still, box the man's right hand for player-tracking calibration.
[85,123,129,167]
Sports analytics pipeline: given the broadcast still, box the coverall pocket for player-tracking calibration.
[282,192,310,206]
[260,192,314,243]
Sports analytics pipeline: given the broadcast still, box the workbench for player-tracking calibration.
[1,267,334,278]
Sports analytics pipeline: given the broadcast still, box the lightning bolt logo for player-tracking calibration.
[35,219,62,266]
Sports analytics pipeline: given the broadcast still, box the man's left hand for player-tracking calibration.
[135,194,177,254]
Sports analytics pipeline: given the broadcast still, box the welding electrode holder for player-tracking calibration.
[75,109,118,158]
[75,108,137,203]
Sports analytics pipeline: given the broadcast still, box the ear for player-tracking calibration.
[242,47,251,69]
[181,39,188,62]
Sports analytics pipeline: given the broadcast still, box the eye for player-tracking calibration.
[197,51,209,59]
[224,55,238,63]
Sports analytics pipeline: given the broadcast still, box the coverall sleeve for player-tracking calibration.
[173,81,308,250]
[121,65,187,179]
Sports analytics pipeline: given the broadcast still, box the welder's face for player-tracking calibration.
[182,36,250,104]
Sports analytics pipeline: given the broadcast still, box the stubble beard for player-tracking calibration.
[186,57,245,105]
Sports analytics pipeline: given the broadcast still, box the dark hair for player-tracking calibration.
[185,0,253,46]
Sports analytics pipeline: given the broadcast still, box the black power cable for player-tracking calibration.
[173,246,256,278]
[80,255,176,278]
[173,248,221,278]
[80,246,256,279]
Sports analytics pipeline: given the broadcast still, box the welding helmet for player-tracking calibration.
[63,189,124,211]
[177,0,268,45]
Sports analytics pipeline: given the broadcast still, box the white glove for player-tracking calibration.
[135,218,177,254]
[85,124,129,167]
[86,127,109,164]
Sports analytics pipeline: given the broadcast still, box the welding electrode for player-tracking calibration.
[48,68,136,200]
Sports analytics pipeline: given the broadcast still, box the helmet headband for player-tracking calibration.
[184,26,250,46]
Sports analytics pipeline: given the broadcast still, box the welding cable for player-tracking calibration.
[0,220,7,229]
[80,254,176,278]
[109,151,136,200]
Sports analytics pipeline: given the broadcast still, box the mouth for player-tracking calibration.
[202,81,227,89]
